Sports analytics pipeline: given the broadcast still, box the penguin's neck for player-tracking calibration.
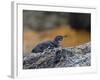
[53,40,60,45]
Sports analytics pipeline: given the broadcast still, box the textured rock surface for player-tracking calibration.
[23,42,91,69]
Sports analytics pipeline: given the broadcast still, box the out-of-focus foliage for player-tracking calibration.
[23,10,69,31]
[23,10,91,32]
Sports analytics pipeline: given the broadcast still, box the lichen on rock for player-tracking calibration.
[23,42,91,69]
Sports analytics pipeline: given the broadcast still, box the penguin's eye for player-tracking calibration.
[60,38,63,40]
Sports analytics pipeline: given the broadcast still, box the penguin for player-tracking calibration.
[31,35,65,53]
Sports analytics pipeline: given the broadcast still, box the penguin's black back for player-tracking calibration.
[31,41,59,53]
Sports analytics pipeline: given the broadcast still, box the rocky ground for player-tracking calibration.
[23,42,91,69]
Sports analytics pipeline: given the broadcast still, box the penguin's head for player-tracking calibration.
[54,35,68,43]
[54,35,63,42]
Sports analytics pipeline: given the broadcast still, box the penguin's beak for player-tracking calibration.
[63,35,68,38]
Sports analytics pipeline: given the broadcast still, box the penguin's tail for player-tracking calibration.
[31,49,35,53]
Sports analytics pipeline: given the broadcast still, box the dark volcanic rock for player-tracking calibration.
[23,42,91,69]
